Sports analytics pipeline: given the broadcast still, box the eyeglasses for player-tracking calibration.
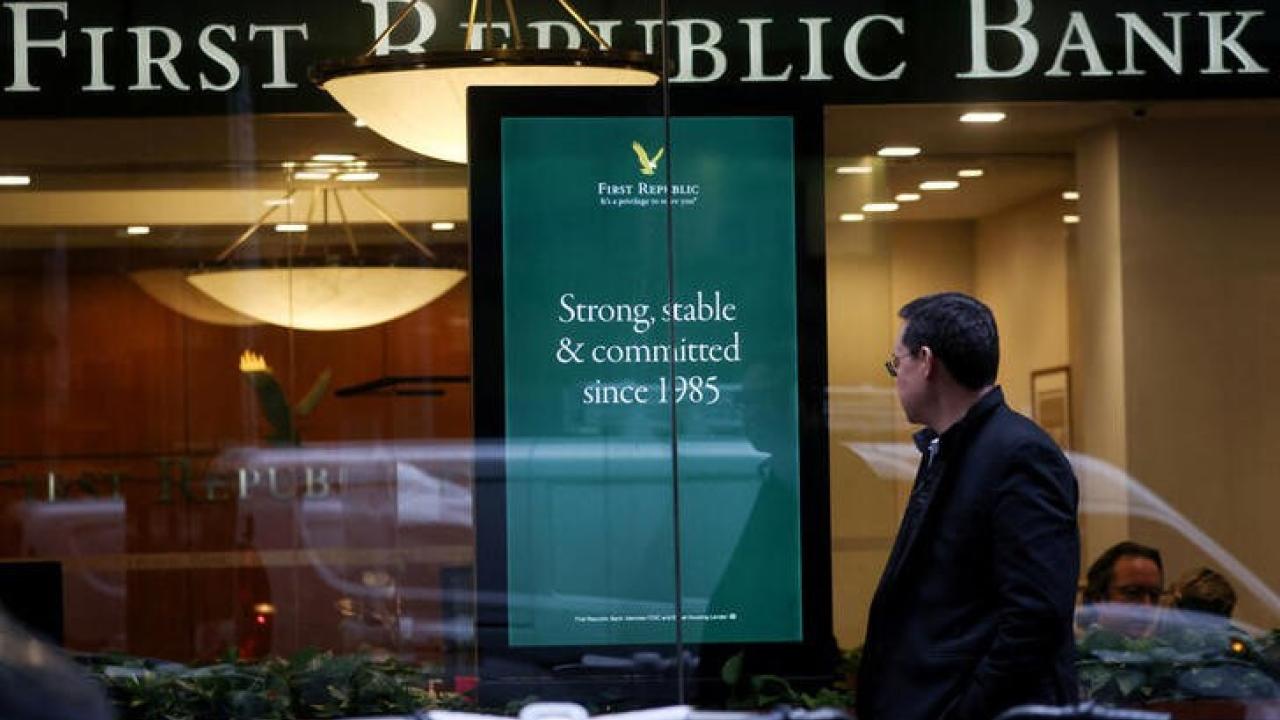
[885,350,914,378]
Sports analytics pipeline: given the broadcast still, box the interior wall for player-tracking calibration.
[975,194,1071,417]
[1071,128,1132,568]
[0,262,474,660]
[826,219,973,649]
[1114,118,1280,628]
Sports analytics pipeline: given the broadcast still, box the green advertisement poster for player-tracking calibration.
[502,116,801,647]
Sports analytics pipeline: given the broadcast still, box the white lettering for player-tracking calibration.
[249,24,308,89]
[740,18,791,82]
[529,20,581,49]
[1201,11,1267,75]
[304,468,331,498]
[589,20,620,49]
[636,19,663,56]
[1046,12,1112,77]
[958,0,1038,79]
[81,26,112,91]
[1117,12,1187,76]
[361,0,436,54]
[460,21,510,49]
[843,15,905,81]
[128,26,190,91]
[6,1,67,92]
[798,17,833,81]
[199,24,239,91]
[671,19,726,83]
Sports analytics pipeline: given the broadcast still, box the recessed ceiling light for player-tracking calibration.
[1063,214,1080,224]
[336,171,380,182]
[126,226,151,236]
[836,165,872,175]
[275,223,309,233]
[895,193,922,202]
[877,146,921,158]
[957,169,985,178]
[0,175,32,186]
[838,213,866,223]
[293,171,333,181]
[311,153,357,163]
[862,202,900,213]
[960,111,1006,123]
[1063,190,1080,201]
[431,222,457,231]
[920,180,960,191]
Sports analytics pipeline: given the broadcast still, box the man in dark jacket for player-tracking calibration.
[857,292,1080,720]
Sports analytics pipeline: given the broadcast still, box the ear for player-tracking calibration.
[918,345,936,378]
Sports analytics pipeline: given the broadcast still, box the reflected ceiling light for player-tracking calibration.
[294,170,333,181]
[877,146,921,157]
[839,213,865,223]
[431,221,457,231]
[312,153,357,163]
[313,0,661,164]
[336,171,380,182]
[863,202,900,213]
[354,118,368,128]
[265,197,294,207]
[895,192,921,202]
[960,111,1007,123]
[1063,214,1081,224]
[958,169,985,178]
[186,171,466,332]
[836,165,872,175]
[0,175,31,186]
[126,225,151,236]
[1063,190,1080,201]
[920,180,960,191]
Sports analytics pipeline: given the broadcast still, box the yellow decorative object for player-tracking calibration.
[239,350,270,374]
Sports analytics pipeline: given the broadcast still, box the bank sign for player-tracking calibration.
[1,0,1278,116]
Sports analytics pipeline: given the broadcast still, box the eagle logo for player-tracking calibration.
[631,141,665,176]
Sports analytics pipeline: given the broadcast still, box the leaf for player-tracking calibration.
[295,368,332,418]
[721,651,745,687]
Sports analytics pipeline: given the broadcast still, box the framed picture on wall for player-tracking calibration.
[1031,366,1072,450]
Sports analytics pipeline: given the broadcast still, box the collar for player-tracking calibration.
[912,386,1004,456]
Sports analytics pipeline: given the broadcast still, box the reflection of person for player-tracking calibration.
[1169,566,1236,618]
[1080,541,1164,637]
[857,292,1080,720]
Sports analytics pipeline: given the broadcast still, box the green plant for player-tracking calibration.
[720,650,856,710]
[85,650,468,720]
[239,350,331,445]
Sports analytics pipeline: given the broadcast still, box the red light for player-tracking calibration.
[255,614,267,625]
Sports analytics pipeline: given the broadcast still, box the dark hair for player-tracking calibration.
[1171,567,1237,618]
[1083,541,1164,603]
[898,292,999,390]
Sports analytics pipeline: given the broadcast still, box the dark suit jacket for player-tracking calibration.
[857,388,1079,720]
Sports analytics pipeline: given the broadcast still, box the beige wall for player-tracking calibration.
[1111,118,1280,628]
[827,219,975,648]
[975,194,1071,417]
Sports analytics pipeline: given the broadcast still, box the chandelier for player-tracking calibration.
[312,0,661,164]
[185,165,465,332]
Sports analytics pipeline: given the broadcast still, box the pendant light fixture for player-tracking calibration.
[312,0,661,164]
[185,164,465,332]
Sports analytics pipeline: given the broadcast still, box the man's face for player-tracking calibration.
[891,322,926,425]
[1095,554,1164,636]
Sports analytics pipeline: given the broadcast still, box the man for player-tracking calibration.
[1080,541,1165,637]
[857,292,1080,720]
